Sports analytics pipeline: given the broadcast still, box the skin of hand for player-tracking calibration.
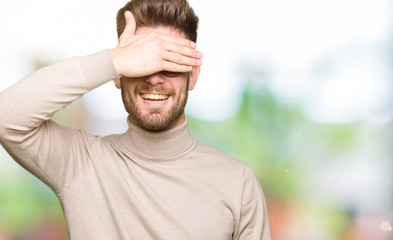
[110,11,203,78]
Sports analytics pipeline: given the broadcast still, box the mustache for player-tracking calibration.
[134,85,175,95]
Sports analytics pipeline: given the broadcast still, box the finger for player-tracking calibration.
[119,11,136,43]
[157,33,197,49]
[162,61,193,73]
[163,52,202,67]
[164,42,203,59]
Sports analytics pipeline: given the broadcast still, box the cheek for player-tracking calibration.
[172,78,189,95]
[121,85,136,105]
[121,81,137,96]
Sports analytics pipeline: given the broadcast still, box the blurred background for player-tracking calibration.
[1,0,392,239]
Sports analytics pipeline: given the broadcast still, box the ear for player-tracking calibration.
[188,67,200,91]
[114,78,121,89]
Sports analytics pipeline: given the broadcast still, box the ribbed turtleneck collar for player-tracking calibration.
[120,117,195,160]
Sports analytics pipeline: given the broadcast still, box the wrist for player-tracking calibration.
[109,48,122,76]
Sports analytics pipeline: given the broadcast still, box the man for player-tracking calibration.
[0,0,272,239]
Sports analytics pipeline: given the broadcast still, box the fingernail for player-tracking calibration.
[191,42,196,48]
[125,11,131,19]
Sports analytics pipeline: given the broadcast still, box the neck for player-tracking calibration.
[121,116,194,160]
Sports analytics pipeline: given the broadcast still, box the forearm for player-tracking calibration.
[0,49,118,139]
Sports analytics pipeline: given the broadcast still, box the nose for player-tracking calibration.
[145,72,164,85]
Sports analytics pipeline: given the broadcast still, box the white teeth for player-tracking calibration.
[141,93,169,101]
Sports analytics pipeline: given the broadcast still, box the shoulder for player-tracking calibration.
[193,140,249,178]
[64,130,123,159]
[88,133,122,151]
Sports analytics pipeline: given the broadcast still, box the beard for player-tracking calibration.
[121,82,189,132]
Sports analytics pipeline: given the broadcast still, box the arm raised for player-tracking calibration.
[0,50,118,191]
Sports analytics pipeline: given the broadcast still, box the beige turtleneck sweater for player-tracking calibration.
[0,50,271,240]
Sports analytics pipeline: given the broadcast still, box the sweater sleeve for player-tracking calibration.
[0,49,119,193]
[233,164,272,240]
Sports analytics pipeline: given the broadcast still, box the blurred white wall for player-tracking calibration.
[1,0,392,123]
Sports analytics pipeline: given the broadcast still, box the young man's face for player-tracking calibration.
[118,26,199,132]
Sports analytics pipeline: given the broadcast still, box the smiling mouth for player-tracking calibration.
[140,93,170,103]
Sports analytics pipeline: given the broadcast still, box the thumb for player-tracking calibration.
[119,11,136,42]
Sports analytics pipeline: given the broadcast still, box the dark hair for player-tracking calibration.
[116,0,199,42]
